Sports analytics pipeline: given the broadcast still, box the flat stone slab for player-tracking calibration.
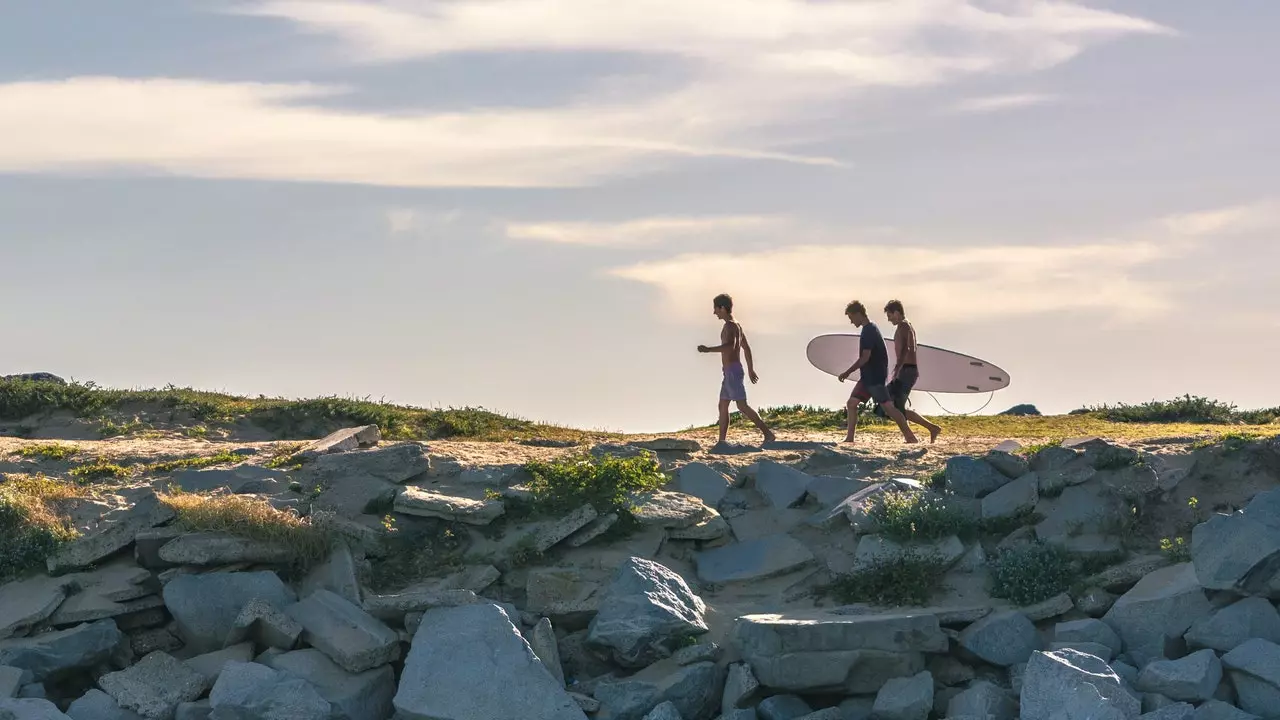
[394,487,504,525]
[98,651,208,720]
[297,425,382,459]
[531,505,598,553]
[0,619,124,682]
[47,493,175,574]
[362,589,480,623]
[305,442,431,485]
[285,590,400,674]
[693,534,816,584]
[628,491,713,530]
[674,463,734,508]
[634,439,701,452]
[264,649,396,720]
[162,571,296,654]
[806,476,873,508]
[0,575,76,640]
[753,460,816,508]
[158,533,297,566]
[164,466,287,494]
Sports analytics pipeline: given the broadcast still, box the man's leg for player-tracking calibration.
[717,399,731,445]
[872,383,918,443]
[894,368,940,442]
[735,400,776,444]
[845,384,868,443]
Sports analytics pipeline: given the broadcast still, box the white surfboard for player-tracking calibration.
[806,332,1009,393]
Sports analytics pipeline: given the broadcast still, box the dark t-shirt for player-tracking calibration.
[859,322,889,386]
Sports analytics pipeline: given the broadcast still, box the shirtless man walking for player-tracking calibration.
[698,293,776,448]
[884,299,942,443]
[837,300,919,444]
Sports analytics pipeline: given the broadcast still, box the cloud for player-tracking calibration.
[503,215,783,247]
[1158,201,1280,237]
[950,93,1061,114]
[386,207,463,236]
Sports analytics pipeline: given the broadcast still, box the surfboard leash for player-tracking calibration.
[924,390,996,416]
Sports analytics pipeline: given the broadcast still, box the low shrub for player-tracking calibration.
[520,453,669,516]
[825,550,949,606]
[867,489,977,542]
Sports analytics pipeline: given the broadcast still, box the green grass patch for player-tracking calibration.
[520,453,670,516]
[1082,394,1280,425]
[867,489,977,542]
[147,450,244,474]
[824,550,949,606]
[159,490,333,571]
[0,474,80,581]
[69,459,132,483]
[732,402,888,432]
[12,443,80,461]
[984,540,1121,606]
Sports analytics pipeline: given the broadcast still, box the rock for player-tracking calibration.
[1193,490,1280,595]
[1,372,65,384]
[48,563,157,627]
[804,476,870,508]
[158,532,296,566]
[394,603,586,720]
[263,649,396,720]
[852,535,965,572]
[1021,649,1141,720]
[1077,587,1120,617]
[586,557,708,668]
[130,628,182,656]
[1088,554,1171,592]
[174,702,210,720]
[361,589,479,623]
[871,671,933,720]
[628,491,713,530]
[304,442,430,485]
[566,513,620,547]
[0,619,123,682]
[732,610,946,693]
[928,656,975,687]
[693,535,816,584]
[284,589,399,674]
[642,701,683,720]
[299,541,362,607]
[758,694,811,720]
[1136,649,1222,702]
[947,681,1017,720]
[671,642,719,666]
[0,575,76,640]
[1193,700,1260,720]
[592,661,721,720]
[208,661,332,720]
[721,663,760,715]
[531,505,600,554]
[1051,641,1116,661]
[981,473,1039,520]
[753,460,816,508]
[1038,464,1098,496]
[1000,404,1040,416]
[311,477,401,519]
[635,439,701,452]
[98,651,208,720]
[0,698,72,719]
[1034,483,1128,545]
[1221,639,1280,718]
[526,568,606,621]
[675,464,734,508]
[667,513,730,541]
[1102,563,1212,667]
[1056,619,1124,659]
[164,467,287,495]
[67,689,146,720]
[394,486,504,525]
[1030,445,1081,472]
[987,451,1031,479]
[223,597,303,651]
[526,618,565,686]
[1022,592,1076,622]
[183,644,255,686]
[297,426,382,459]
[1143,703,1196,720]
[162,571,296,654]
[48,492,175,574]
[944,456,1008,498]
[959,611,1040,667]
[0,665,25,698]
[1184,596,1280,653]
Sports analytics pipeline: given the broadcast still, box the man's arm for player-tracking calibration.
[892,325,906,380]
[742,329,759,382]
[698,323,739,352]
[839,349,871,380]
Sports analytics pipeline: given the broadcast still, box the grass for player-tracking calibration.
[824,551,950,606]
[159,489,333,570]
[12,443,79,461]
[986,541,1124,606]
[867,489,977,542]
[1082,394,1280,425]
[147,450,244,473]
[519,453,670,517]
[0,474,80,581]
[69,459,131,483]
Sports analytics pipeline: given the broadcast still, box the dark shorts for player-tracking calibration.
[720,362,747,401]
[851,379,890,405]
[889,364,919,410]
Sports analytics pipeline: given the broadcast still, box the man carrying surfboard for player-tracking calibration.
[884,299,942,443]
[697,293,776,449]
[837,301,919,444]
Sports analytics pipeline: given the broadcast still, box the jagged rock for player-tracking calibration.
[263,649,396,720]
[130,628,182,656]
[1184,596,1280,653]
[804,476,870,508]
[947,681,1017,720]
[48,492,175,573]
[871,671,933,720]
[753,460,817,508]
[525,618,565,686]
[982,473,1039,520]
[98,651,208,720]
[671,642,719,666]
[284,589,399,674]
[162,571,296,654]
[531,505,599,553]
[361,589,478,623]
[1136,649,1222,703]
[959,611,1040,667]
[1088,554,1171,592]
[0,618,123,682]
[1038,464,1098,496]
[1076,587,1120,616]
[1050,640,1116,661]
[732,610,946,693]
[757,694,811,720]
[526,567,606,621]
[1192,488,1280,595]
[67,689,146,720]
[586,557,708,668]
[628,491,713,530]
[1056,619,1124,659]
[1034,483,1128,546]
[183,644,255,686]
[393,487,504,525]
[693,534,816,584]
[567,513,620,547]
[409,564,501,595]
[164,467,287,495]
[0,575,76,640]
[1021,649,1141,720]
[304,442,430,485]
[158,532,296,566]
[668,512,730,541]
[1102,563,1212,667]
[48,562,156,627]
[0,698,72,719]
[296,426,382,459]
[1193,700,1260,720]
[1221,639,1280,718]
[721,662,760,715]
[928,656,975,687]
[311,477,400,519]
[852,535,965,572]
[642,701,683,720]
[1071,439,1140,470]
[944,456,1009,498]
[208,661,332,720]
[986,451,1031,479]
[1022,592,1076,622]
[1030,446,1081,473]
[395,604,586,720]
[299,541,361,606]
[675,463,734,508]
[224,597,302,651]
[1142,703,1196,720]
[592,661,721,720]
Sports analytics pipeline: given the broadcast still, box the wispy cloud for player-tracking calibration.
[950,93,1061,114]
[503,215,783,247]
[1159,201,1280,237]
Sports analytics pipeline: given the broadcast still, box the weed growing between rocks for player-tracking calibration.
[978,508,1045,537]
[987,541,1080,606]
[0,474,79,581]
[147,450,244,473]
[159,490,332,571]
[824,551,949,606]
[521,453,669,516]
[12,442,80,461]
[367,522,466,591]
[69,458,131,483]
[867,489,977,542]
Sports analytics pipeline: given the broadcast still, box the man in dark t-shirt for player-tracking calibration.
[838,300,919,444]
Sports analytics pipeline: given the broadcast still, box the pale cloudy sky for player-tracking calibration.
[3,1,1278,433]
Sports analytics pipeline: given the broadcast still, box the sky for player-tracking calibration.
[2,0,1278,433]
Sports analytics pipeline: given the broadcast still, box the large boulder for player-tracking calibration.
[0,619,124,682]
[1192,489,1280,595]
[752,460,817,508]
[592,661,721,720]
[944,456,1009,498]
[394,603,586,720]
[284,590,400,674]
[1102,563,1211,667]
[208,661,332,720]
[1221,639,1280,718]
[586,558,708,668]
[959,611,1040,667]
[674,463,735,509]
[1136,649,1222,703]
[1020,649,1141,720]
[693,535,816,584]
[162,572,296,654]
[1184,597,1280,653]
[263,649,396,720]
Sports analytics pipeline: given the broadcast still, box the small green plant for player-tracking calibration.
[96,416,149,438]
[13,443,80,461]
[978,509,1044,537]
[521,453,669,516]
[1159,536,1191,562]
[69,459,132,483]
[265,443,308,470]
[824,550,949,606]
[0,475,80,581]
[146,450,243,474]
[988,541,1079,606]
[1019,440,1062,456]
[867,489,977,542]
[926,469,946,492]
[184,425,210,439]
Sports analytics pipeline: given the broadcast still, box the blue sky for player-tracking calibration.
[3,1,1277,433]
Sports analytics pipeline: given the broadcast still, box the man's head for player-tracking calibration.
[845,300,868,326]
[713,293,733,319]
[884,299,905,325]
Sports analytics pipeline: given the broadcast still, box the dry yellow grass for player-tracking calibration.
[158,490,333,567]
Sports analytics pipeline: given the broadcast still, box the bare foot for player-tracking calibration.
[842,436,856,444]
[904,435,919,444]
[929,425,942,444]
[763,430,777,445]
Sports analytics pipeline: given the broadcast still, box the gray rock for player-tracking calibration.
[164,467,287,494]
[48,493,175,574]
[986,451,1031,479]
[223,598,302,651]
[98,651,208,720]
[852,535,965,572]
[361,589,479,623]
[675,464,734,508]
[183,644,255,686]
[48,563,157,627]
[1136,649,1222,702]
[628,491,714,530]
[592,662,721,720]
[1221,638,1280,718]
[162,571,296,654]
[304,442,429,484]
[129,629,182,657]
[796,710,842,720]
[944,456,1008,498]
[1191,488,1280,595]
[586,557,708,668]
[1037,464,1098,496]
[394,604,585,720]
[0,576,77,640]
[299,541,362,607]
[959,611,1040,667]
[566,513,620,547]
[668,512,731,541]
[296,426,381,460]
[1034,483,1129,545]
[721,663,760,715]
[1102,563,1212,668]
[722,710,758,720]
[284,589,400,674]
[1184,596,1280,653]
[693,535,816,584]
[635,439,700,452]
[1022,592,1077,622]
[158,532,296,566]
[1050,641,1116,662]
[805,476,871,509]
[532,505,600,554]
[839,697,875,720]
[1056,619,1124,658]
[671,642,719,666]
[174,702,211,720]
[927,656,975,687]
[1030,446,1081,473]
[208,661,331,720]
[1076,587,1120,617]
[525,567,606,621]
[981,473,1039,520]
[0,619,123,682]
[67,690,145,720]
[393,487,504,525]
[264,649,396,720]
[1020,649,1141,720]
[871,671,932,720]
[1141,703,1196,720]
[1193,700,1260,720]
[947,681,1017,720]
[0,698,72,720]
[0,665,25,698]
[758,694,812,720]
[731,610,946,693]
[642,701,683,720]
[526,618,565,686]
[754,460,816,508]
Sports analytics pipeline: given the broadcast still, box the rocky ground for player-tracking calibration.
[2,420,1280,720]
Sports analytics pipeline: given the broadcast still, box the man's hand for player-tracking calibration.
[697,345,709,353]
[838,370,850,382]
[749,370,759,384]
